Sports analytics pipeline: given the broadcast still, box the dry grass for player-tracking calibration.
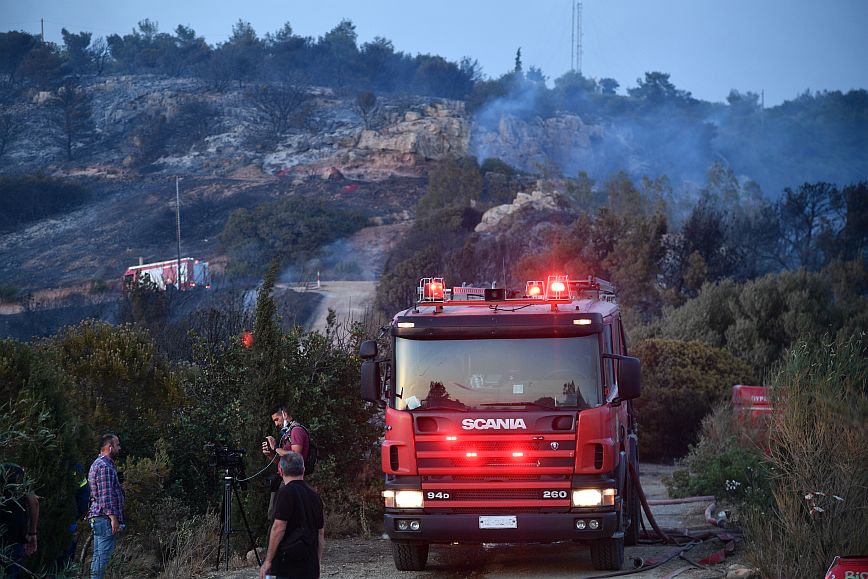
[157,512,221,579]
[324,506,364,538]
[103,535,159,578]
[743,334,868,578]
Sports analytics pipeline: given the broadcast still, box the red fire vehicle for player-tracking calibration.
[122,257,211,291]
[732,385,773,445]
[360,275,642,571]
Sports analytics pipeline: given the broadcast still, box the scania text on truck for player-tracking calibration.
[360,275,642,571]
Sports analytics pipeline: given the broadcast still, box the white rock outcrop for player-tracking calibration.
[475,190,562,233]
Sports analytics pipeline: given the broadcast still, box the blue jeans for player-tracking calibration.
[90,517,116,579]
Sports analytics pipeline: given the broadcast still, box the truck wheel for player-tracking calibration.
[590,537,624,571]
[392,541,429,571]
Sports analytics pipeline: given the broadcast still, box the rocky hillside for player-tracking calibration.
[1,73,620,295]
[6,76,471,181]
[0,77,484,291]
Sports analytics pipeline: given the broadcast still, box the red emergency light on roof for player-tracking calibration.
[525,280,545,298]
[419,277,445,301]
[547,275,569,299]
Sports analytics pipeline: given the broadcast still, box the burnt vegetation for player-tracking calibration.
[0,174,91,231]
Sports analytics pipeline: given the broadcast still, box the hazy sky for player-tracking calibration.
[3,0,867,106]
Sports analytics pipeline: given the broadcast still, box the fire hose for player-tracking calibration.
[585,461,738,578]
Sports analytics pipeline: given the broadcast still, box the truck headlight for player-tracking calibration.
[394,490,424,509]
[572,488,616,507]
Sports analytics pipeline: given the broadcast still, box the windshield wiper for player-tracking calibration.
[479,401,556,409]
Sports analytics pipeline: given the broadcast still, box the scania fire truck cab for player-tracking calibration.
[360,276,642,571]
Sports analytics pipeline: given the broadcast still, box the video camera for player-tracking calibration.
[204,442,247,482]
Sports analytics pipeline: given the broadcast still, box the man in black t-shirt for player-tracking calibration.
[260,452,324,579]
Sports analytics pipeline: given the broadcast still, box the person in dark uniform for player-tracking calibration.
[0,463,39,579]
[259,452,324,579]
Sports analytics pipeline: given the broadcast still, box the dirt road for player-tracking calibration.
[294,222,409,333]
[302,280,378,333]
[206,464,747,579]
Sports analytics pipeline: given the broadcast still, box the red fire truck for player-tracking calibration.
[122,257,211,291]
[360,275,642,571]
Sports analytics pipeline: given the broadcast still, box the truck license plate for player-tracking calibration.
[479,516,517,529]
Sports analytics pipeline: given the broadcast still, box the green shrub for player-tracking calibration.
[480,157,517,176]
[417,156,483,218]
[654,266,868,377]
[220,197,366,279]
[0,340,85,571]
[46,321,181,459]
[743,334,868,578]
[666,404,772,510]
[632,339,755,461]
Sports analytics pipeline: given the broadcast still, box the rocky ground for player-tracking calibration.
[204,464,754,579]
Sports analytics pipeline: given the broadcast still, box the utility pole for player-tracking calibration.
[40,18,44,43]
[175,176,182,289]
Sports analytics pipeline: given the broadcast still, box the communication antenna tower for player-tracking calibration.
[576,2,583,75]
[571,2,575,72]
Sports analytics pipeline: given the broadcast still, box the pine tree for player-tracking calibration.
[250,260,285,416]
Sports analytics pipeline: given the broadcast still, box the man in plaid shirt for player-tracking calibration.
[88,433,124,579]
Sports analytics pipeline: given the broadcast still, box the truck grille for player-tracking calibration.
[416,440,576,452]
[414,432,576,512]
[443,474,569,482]
[418,456,575,471]
[448,488,544,500]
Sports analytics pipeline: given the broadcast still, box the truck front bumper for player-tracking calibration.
[384,511,620,544]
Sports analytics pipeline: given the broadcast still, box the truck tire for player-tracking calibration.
[590,537,624,571]
[624,443,641,546]
[392,541,429,571]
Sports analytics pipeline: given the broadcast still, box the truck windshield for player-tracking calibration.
[394,336,602,411]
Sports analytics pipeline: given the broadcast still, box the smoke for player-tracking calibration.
[470,82,868,199]
[276,237,381,286]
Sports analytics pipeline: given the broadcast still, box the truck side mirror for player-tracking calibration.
[361,360,383,405]
[617,356,641,401]
[359,340,378,359]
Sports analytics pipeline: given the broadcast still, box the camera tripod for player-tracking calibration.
[215,470,261,571]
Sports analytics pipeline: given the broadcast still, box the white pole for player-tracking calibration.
[176,176,182,288]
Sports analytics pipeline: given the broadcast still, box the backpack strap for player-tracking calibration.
[289,421,309,436]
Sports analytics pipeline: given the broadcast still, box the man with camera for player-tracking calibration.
[262,404,311,548]
[259,452,324,579]
[262,404,310,463]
